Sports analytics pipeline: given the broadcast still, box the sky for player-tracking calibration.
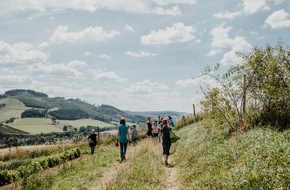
[0,0,289,113]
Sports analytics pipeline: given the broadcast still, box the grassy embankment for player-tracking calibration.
[4,121,290,189]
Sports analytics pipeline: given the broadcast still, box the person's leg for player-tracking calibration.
[91,146,94,155]
[162,143,170,166]
[123,143,128,159]
[120,143,124,159]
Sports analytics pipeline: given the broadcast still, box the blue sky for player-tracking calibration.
[0,0,289,113]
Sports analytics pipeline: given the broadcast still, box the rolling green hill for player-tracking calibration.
[0,89,186,135]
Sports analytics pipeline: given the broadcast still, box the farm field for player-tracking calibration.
[0,98,27,122]
[9,118,115,134]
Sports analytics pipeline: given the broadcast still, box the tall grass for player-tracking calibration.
[6,121,290,190]
[106,139,167,190]
[175,122,290,189]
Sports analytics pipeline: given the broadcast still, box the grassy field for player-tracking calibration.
[3,120,290,189]
[9,118,115,134]
[0,98,116,134]
[0,98,26,122]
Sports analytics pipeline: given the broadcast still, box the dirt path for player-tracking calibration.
[90,142,146,190]
[90,139,181,190]
[165,155,181,190]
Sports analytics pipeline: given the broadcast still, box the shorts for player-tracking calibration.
[162,142,171,156]
[147,130,153,136]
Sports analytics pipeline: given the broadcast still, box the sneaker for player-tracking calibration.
[165,161,168,167]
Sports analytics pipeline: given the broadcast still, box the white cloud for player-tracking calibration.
[152,0,197,6]
[176,75,221,89]
[38,41,49,48]
[49,25,120,44]
[213,10,243,19]
[67,60,87,68]
[0,75,33,85]
[125,80,168,94]
[152,6,181,16]
[123,24,135,32]
[125,51,157,57]
[99,54,111,60]
[29,62,83,78]
[0,0,197,18]
[209,24,252,65]
[272,0,285,5]
[0,41,48,65]
[90,68,124,81]
[242,0,269,15]
[141,22,196,45]
[265,9,290,29]
[214,0,271,20]
[84,52,91,56]
[210,24,233,49]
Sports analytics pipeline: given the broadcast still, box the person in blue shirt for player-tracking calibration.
[168,116,174,128]
[118,118,129,162]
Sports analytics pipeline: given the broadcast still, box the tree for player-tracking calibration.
[63,125,68,131]
[200,42,290,131]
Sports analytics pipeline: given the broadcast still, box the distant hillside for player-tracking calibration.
[0,89,186,124]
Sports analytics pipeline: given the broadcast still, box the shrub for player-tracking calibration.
[0,169,19,186]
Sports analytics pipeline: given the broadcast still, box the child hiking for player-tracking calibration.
[131,125,138,146]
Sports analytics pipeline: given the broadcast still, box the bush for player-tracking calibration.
[0,170,19,186]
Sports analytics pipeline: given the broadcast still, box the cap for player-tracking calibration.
[162,119,168,125]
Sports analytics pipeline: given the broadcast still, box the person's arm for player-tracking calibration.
[158,129,162,143]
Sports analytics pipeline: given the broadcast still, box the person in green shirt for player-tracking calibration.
[118,118,129,162]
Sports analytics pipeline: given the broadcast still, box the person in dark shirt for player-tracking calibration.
[87,129,97,155]
[146,116,153,137]
[159,118,172,167]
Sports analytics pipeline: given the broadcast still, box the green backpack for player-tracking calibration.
[169,129,180,143]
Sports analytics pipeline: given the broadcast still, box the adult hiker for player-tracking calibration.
[146,116,153,138]
[158,118,172,167]
[117,118,129,162]
[168,116,175,128]
[87,129,97,155]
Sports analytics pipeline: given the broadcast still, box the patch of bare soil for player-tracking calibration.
[164,155,182,190]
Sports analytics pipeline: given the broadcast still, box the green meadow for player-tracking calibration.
[2,121,290,190]
[0,98,115,134]
[8,118,115,134]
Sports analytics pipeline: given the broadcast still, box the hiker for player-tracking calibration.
[158,118,172,167]
[168,116,174,128]
[118,118,129,162]
[146,116,153,138]
[128,125,132,145]
[87,129,97,155]
[153,120,159,138]
[131,125,138,146]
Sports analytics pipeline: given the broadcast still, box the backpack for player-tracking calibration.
[88,138,96,147]
[132,129,138,140]
[169,129,180,143]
